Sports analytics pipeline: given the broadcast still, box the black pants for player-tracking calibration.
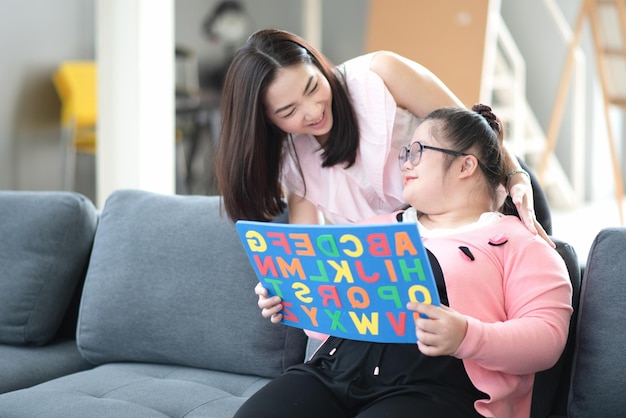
[234,372,482,418]
[234,337,485,418]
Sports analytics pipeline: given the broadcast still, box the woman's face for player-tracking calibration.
[263,62,333,143]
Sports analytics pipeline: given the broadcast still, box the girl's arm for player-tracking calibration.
[255,282,284,324]
[453,242,572,375]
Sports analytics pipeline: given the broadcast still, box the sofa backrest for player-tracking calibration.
[567,227,626,417]
[530,237,581,417]
[76,189,307,378]
[0,191,98,346]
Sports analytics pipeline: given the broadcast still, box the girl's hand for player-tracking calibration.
[255,282,284,324]
[407,302,468,356]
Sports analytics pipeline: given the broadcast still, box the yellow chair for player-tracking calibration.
[52,61,97,190]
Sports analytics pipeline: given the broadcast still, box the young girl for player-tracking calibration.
[214,29,550,245]
[239,104,573,418]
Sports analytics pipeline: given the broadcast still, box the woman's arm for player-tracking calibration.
[369,51,463,116]
[287,192,321,225]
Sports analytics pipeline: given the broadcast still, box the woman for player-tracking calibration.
[241,104,572,418]
[215,29,549,243]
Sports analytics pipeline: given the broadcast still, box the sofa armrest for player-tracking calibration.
[0,191,98,345]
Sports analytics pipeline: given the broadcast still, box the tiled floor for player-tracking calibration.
[551,197,625,265]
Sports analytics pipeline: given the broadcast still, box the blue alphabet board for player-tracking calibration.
[236,221,440,343]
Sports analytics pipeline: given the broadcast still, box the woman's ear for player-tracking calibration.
[458,155,479,178]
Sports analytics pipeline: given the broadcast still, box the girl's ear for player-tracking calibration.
[458,155,479,178]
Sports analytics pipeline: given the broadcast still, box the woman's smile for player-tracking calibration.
[308,109,328,129]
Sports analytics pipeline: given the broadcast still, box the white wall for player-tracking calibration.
[0,0,366,203]
[0,0,622,207]
[0,0,95,193]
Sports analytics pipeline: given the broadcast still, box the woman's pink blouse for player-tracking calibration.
[280,53,421,224]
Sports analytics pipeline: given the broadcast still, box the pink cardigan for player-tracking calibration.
[307,212,572,418]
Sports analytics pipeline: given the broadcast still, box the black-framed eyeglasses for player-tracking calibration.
[398,141,469,170]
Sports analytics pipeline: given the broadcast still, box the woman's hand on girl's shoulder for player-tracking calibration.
[508,177,555,248]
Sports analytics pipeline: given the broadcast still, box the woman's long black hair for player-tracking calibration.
[214,29,359,221]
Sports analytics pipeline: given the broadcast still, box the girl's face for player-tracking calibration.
[400,121,452,212]
[263,62,333,143]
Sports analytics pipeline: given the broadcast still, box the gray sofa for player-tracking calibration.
[0,191,96,394]
[0,190,307,417]
[0,188,620,417]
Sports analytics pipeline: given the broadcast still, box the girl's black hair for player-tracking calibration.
[424,104,506,204]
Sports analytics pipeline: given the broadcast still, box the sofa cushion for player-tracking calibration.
[0,363,270,418]
[568,227,626,417]
[0,339,93,394]
[0,191,98,345]
[76,190,306,378]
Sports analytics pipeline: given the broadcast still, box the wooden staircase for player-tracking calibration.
[539,0,626,223]
[485,11,578,209]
